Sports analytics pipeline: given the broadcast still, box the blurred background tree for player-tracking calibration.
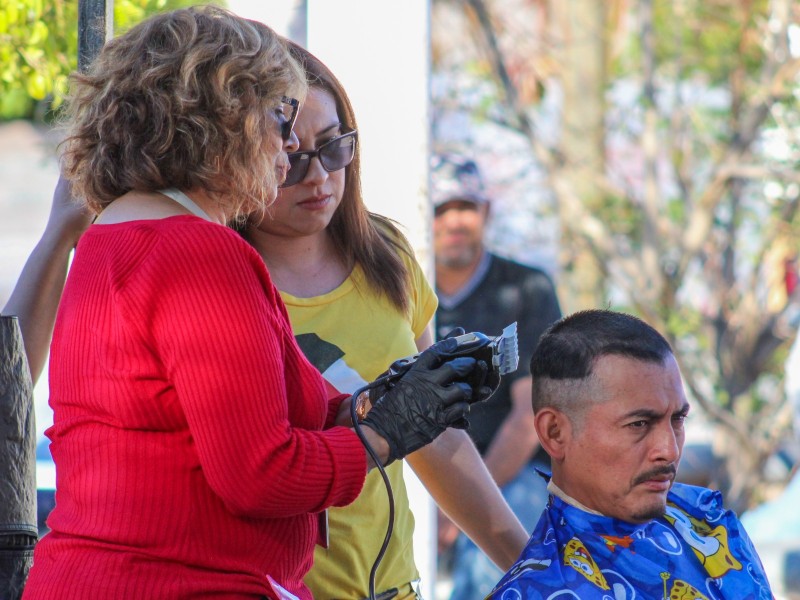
[432,0,800,512]
[0,0,199,121]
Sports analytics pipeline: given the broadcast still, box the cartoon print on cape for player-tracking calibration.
[487,485,773,600]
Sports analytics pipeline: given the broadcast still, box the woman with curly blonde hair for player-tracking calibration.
[62,5,304,221]
[21,7,486,599]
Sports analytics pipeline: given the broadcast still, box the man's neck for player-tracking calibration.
[547,480,604,516]
[435,249,485,296]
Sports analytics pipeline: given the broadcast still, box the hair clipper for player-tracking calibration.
[381,322,519,401]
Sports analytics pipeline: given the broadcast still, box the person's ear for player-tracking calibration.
[534,407,570,462]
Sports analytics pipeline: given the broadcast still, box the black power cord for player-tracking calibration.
[349,379,396,600]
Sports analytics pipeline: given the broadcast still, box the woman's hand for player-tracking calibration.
[360,337,477,465]
[360,426,392,470]
[44,174,94,247]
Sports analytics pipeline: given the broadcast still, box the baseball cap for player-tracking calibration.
[430,154,489,208]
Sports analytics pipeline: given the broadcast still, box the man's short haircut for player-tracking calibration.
[530,310,673,415]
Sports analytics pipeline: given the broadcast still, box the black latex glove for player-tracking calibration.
[367,327,502,408]
[442,326,466,338]
[469,359,501,403]
[440,326,500,403]
[365,327,467,405]
[361,337,476,465]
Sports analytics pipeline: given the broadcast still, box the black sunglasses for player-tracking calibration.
[280,96,300,141]
[280,129,358,188]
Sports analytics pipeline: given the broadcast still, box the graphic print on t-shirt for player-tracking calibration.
[295,333,367,394]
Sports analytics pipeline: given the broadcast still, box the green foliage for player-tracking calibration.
[597,193,643,239]
[613,0,768,85]
[665,303,705,342]
[665,196,686,221]
[0,0,204,121]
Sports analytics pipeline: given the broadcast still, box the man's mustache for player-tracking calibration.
[633,465,677,486]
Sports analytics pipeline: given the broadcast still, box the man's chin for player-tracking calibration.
[438,254,476,269]
[628,498,668,523]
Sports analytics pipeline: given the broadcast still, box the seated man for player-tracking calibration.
[489,309,773,600]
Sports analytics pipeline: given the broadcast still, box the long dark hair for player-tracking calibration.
[287,41,412,313]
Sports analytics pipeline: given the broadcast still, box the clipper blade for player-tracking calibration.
[494,322,519,375]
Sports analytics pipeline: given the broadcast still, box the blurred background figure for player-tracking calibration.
[431,154,562,600]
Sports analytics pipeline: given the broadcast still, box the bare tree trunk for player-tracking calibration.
[0,316,37,599]
[549,0,608,311]
[639,0,666,305]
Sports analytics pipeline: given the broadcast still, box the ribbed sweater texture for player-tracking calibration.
[22,216,366,599]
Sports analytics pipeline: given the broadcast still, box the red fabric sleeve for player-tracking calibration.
[120,223,366,517]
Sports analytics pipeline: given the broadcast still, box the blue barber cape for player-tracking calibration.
[488,483,772,600]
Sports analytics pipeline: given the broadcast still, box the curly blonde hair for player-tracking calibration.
[60,5,306,219]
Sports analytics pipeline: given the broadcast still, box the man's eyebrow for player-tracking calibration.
[618,403,690,421]
[674,402,690,417]
[619,408,662,421]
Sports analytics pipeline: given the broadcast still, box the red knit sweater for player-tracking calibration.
[23,216,367,600]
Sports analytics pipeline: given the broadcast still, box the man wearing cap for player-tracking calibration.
[432,154,562,600]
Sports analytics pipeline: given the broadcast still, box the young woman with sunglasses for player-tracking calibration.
[14,9,490,599]
[243,43,529,600]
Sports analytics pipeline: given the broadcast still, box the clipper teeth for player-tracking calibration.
[497,322,519,375]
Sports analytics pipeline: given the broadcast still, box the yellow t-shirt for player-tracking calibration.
[281,253,437,600]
